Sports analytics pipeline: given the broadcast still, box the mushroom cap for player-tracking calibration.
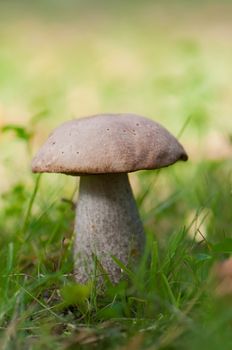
[32,113,188,175]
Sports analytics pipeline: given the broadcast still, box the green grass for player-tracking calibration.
[0,1,232,349]
[0,145,231,350]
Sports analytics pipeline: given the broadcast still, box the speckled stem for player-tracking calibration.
[74,173,145,284]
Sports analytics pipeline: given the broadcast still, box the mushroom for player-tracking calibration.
[32,113,188,283]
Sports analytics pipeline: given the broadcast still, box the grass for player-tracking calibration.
[0,143,231,350]
[0,1,232,349]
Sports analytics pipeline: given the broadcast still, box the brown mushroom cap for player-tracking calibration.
[32,113,188,175]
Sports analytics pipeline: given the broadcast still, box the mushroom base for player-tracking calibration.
[74,173,145,284]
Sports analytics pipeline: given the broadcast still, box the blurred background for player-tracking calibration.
[0,0,231,240]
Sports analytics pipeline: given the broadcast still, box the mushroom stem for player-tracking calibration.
[74,173,145,284]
